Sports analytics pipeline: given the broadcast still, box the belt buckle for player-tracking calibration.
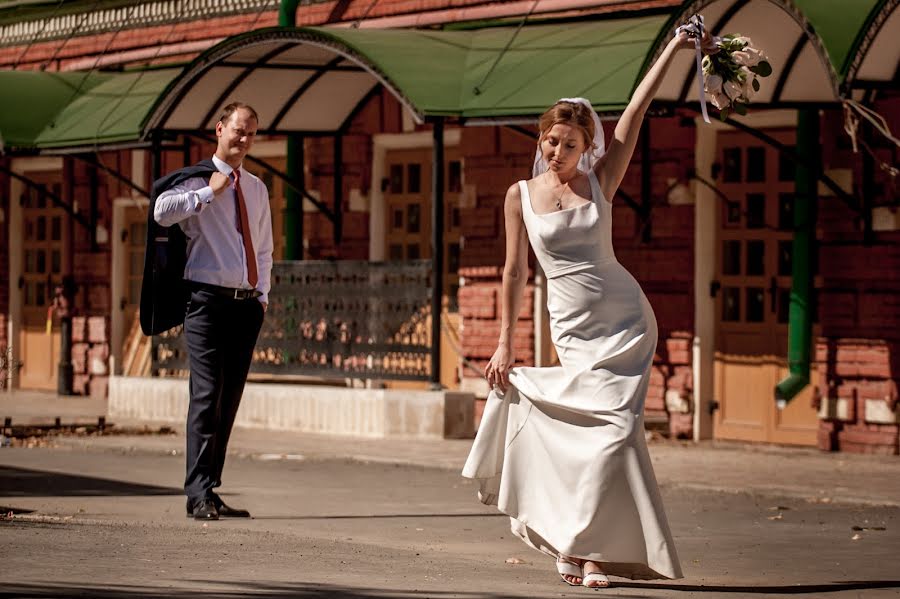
[233,288,244,300]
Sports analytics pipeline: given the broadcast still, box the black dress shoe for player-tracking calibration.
[191,498,219,520]
[213,495,251,518]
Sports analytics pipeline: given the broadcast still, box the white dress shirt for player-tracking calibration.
[154,155,274,304]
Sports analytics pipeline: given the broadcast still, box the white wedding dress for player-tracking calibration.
[462,170,683,580]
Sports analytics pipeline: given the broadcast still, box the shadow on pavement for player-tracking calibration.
[0,466,180,497]
[616,580,900,594]
[253,513,507,520]
[0,581,527,598]
[2,580,900,598]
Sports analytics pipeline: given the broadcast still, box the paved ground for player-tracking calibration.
[1,391,900,598]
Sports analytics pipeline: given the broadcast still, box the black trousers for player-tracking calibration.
[183,286,264,504]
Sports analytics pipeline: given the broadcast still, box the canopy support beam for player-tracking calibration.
[333,134,343,245]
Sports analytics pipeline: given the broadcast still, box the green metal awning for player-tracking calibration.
[0,70,106,149]
[0,68,178,151]
[333,15,668,118]
[35,68,180,149]
[1,4,896,153]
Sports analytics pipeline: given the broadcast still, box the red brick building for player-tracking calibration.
[0,0,897,453]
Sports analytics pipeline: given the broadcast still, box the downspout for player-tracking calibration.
[281,0,304,260]
[774,109,818,407]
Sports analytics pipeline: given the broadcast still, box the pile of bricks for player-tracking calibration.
[70,315,110,399]
[817,339,899,454]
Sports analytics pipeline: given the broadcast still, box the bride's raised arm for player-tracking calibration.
[596,31,693,201]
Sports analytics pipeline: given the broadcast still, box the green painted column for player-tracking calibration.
[775,109,819,407]
[283,136,303,260]
[280,0,303,260]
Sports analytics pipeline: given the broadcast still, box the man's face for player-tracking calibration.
[215,108,257,164]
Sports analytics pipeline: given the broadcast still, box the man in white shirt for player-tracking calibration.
[154,102,273,520]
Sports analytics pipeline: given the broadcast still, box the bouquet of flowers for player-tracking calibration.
[702,35,772,120]
[677,14,773,122]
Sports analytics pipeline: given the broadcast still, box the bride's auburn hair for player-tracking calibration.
[538,101,597,151]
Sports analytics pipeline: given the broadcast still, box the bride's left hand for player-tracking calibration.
[673,29,694,50]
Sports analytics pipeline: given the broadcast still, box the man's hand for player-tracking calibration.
[209,171,231,196]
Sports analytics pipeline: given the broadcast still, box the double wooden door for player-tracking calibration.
[383,148,463,307]
[18,172,65,390]
[713,129,819,446]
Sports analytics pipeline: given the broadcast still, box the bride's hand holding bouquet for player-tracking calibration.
[677,14,773,122]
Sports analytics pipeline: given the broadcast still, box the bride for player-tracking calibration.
[462,26,704,588]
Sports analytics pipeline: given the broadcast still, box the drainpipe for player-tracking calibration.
[774,109,818,407]
[281,0,304,260]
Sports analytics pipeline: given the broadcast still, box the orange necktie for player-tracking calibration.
[233,170,258,288]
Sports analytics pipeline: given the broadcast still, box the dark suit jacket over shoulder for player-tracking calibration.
[139,159,217,336]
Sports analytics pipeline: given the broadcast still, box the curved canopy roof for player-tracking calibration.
[0,3,896,153]
[0,68,179,150]
[145,15,668,134]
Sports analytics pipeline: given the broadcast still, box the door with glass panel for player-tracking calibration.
[383,148,463,387]
[18,172,65,390]
[713,129,818,445]
[383,148,462,307]
[122,204,147,343]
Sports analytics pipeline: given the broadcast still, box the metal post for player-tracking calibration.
[429,118,445,388]
[334,134,343,246]
[280,0,304,260]
[775,109,819,406]
[284,136,304,259]
[57,159,77,395]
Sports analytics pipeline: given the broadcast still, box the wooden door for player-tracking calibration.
[18,172,65,390]
[384,148,462,306]
[713,129,819,446]
[383,148,463,388]
[121,206,146,335]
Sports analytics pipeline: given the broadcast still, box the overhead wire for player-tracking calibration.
[472,0,541,96]
[84,0,280,214]
[11,0,66,70]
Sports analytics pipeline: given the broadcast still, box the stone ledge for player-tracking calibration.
[108,376,474,439]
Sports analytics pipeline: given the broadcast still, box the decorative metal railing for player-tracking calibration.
[152,260,433,381]
[0,1,329,46]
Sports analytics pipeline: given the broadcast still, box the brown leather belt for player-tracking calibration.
[189,281,261,300]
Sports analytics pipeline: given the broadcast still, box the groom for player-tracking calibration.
[147,102,273,520]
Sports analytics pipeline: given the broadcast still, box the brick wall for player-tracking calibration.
[814,97,900,454]
[304,92,406,260]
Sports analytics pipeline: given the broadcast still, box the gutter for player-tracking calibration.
[61,39,224,71]
[332,0,678,28]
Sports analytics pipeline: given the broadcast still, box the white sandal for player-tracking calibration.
[556,556,583,586]
[582,564,610,588]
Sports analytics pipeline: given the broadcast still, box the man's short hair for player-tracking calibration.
[219,102,259,125]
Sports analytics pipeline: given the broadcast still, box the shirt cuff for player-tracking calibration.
[191,186,215,211]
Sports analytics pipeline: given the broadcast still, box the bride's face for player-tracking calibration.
[540,123,587,173]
